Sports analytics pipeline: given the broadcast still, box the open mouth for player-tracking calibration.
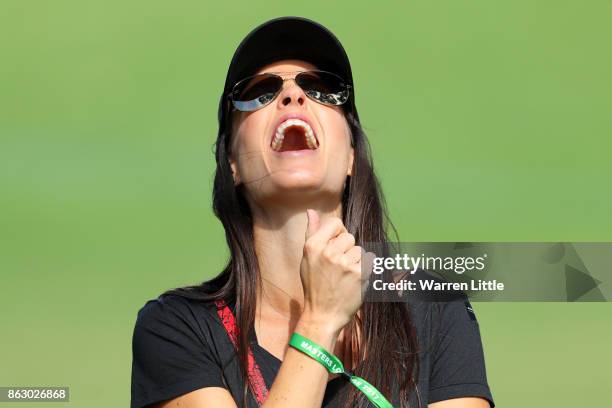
[271,119,319,152]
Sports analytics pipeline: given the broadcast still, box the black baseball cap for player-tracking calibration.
[217,16,360,137]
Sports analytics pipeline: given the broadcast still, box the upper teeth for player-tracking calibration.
[272,119,318,151]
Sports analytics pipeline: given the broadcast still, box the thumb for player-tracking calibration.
[305,209,321,239]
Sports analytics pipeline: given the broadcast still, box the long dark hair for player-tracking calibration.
[163,105,421,407]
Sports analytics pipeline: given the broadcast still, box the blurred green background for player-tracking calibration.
[1,1,611,407]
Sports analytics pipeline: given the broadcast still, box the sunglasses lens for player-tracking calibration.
[296,71,350,105]
[230,71,350,112]
[231,74,283,111]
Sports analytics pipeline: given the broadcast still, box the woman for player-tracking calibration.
[131,17,495,408]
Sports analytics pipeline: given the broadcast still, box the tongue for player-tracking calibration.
[279,126,310,152]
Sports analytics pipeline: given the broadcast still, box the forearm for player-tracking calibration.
[262,316,339,408]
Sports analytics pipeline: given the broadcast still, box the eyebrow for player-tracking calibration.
[259,70,307,74]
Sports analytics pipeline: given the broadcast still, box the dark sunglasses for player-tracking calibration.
[227,70,352,112]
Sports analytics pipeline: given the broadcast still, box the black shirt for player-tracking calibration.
[131,293,495,408]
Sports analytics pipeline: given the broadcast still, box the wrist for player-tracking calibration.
[295,314,341,350]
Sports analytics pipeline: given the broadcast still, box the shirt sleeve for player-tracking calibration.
[130,295,226,408]
[428,297,495,407]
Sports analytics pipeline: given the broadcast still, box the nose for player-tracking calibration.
[277,78,306,108]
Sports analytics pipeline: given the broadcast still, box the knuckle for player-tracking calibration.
[332,218,344,230]
[322,247,335,260]
[303,240,317,254]
[338,257,351,269]
[349,248,362,260]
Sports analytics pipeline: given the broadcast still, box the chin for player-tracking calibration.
[246,171,347,204]
[273,176,323,191]
[270,169,324,187]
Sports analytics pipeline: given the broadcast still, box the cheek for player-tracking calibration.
[325,130,353,180]
[320,107,349,134]
[235,112,270,148]
[232,116,271,178]
[232,120,261,156]
[323,112,352,151]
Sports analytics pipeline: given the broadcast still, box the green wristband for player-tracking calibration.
[289,332,394,408]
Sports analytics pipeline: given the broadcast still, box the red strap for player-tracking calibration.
[215,299,269,405]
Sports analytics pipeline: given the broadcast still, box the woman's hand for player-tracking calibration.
[298,209,374,336]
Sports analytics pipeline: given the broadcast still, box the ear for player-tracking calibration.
[229,155,241,185]
[347,146,354,176]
